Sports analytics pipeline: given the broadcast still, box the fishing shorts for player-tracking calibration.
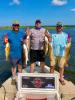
[50,56,66,68]
[30,49,45,63]
[50,43,71,68]
[10,58,22,68]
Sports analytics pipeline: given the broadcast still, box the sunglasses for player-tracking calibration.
[12,24,20,27]
[56,25,62,27]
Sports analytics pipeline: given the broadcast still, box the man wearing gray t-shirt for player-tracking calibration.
[27,20,50,73]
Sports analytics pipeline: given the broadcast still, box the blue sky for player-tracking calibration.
[0,0,75,26]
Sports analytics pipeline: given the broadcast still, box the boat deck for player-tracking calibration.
[0,65,75,100]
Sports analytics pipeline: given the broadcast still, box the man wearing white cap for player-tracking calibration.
[50,22,71,85]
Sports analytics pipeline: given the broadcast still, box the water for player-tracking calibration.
[0,28,75,73]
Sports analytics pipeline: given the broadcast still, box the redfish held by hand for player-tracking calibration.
[22,35,29,67]
[4,35,10,61]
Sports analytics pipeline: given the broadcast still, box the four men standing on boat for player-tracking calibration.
[4,20,71,85]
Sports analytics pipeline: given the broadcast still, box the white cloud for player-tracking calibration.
[52,0,67,6]
[9,0,20,6]
[70,8,75,12]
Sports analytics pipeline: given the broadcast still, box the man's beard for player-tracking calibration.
[13,28,19,32]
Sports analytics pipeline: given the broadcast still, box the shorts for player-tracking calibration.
[30,49,45,63]
[10,58,22,68]
[50,56,66,68]
[50,43,71,68]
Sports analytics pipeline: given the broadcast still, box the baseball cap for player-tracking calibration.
[12,20,20,26]
[35,20,41,24]
[56,22,63,27]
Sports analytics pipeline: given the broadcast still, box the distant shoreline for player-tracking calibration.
[0,25,75,30]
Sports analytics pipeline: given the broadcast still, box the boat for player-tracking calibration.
[0,63,75,100]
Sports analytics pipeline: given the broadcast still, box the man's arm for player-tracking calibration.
[67,34,71,43]
[22,27,31,44]
[26,27,31,37]
[44,29,52,42]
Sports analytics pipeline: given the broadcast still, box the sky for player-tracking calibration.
[0,0,75,26]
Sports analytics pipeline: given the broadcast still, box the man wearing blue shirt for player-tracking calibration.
[50,22,71,85]
[4,21,24,85]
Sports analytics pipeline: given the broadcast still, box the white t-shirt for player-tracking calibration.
[30,28,46,50]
